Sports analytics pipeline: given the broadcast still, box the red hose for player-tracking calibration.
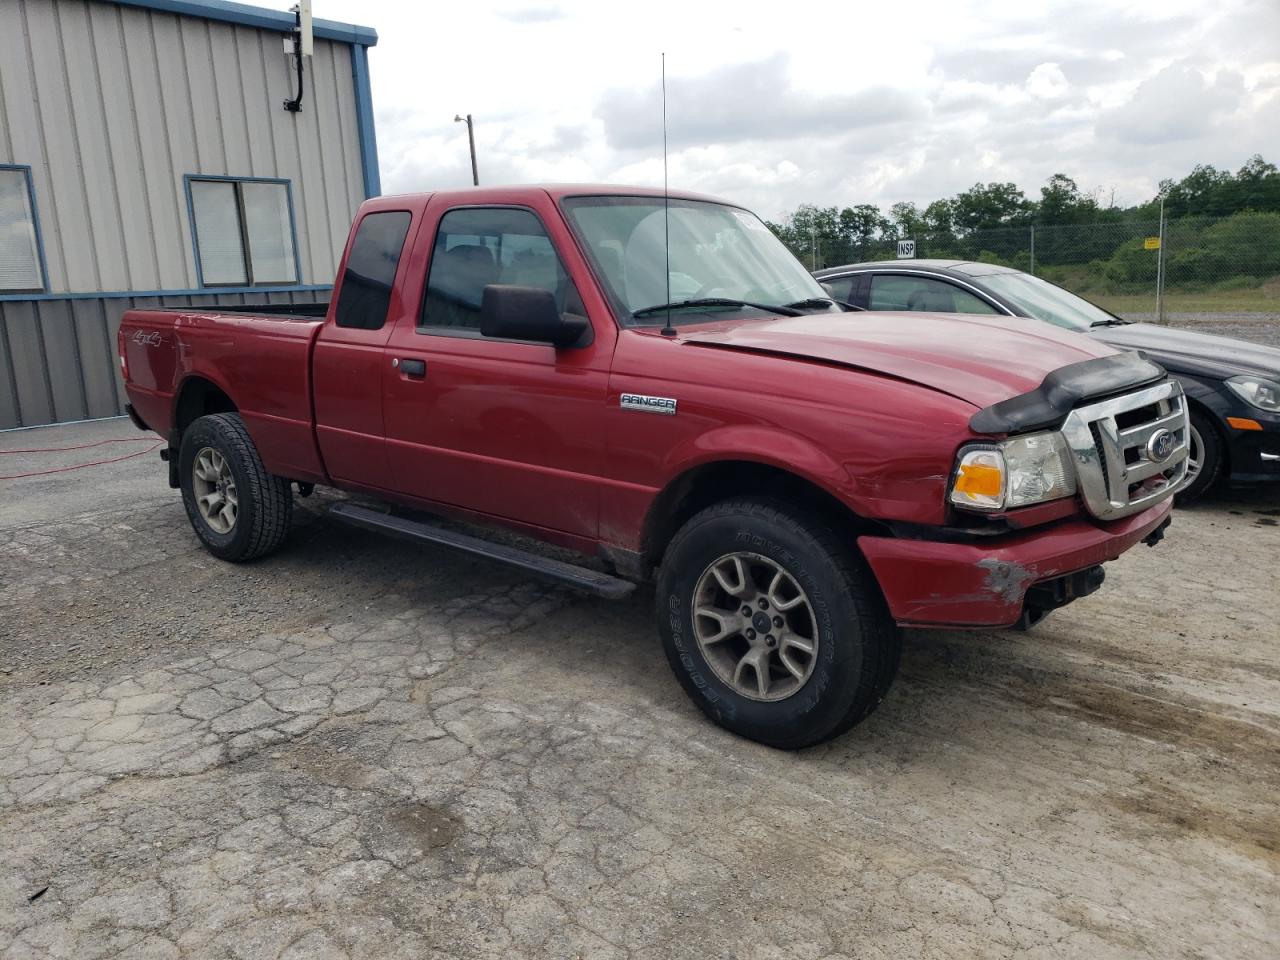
[0,437,163,480]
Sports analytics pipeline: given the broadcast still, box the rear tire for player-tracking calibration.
[1177,411,1223,503]
[179,413,292,562]
[656,497,899,749]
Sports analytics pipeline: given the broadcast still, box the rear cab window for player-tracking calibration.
[334,211,413,330]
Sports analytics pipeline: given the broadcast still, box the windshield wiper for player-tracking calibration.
[632,297,803,319]
[785,296,865,312]
[1089,318,1131,327]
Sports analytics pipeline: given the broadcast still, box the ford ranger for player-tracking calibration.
[120,185,1187,748]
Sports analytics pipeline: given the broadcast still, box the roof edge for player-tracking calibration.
[109,0,377,46]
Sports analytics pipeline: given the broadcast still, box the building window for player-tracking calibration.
[187,177,299,287]
[0,165,46,293]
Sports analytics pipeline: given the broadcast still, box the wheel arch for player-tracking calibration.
[172,376,239,446]
[640,458,886,570]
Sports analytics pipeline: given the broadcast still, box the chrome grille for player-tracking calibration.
[1060,379,1189,520]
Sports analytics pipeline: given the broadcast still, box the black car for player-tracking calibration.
[815,260,1280,501]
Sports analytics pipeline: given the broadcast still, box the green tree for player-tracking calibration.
[889,201,924,240]
[921,200,955,241]
[951,182,1034,233]
[1037,174,1100,225]
[840,204,892,252]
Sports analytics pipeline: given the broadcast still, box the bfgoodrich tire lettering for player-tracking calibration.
[657,497,900,749]
[179,413,292,562]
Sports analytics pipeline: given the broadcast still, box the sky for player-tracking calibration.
[305,0,1280,221]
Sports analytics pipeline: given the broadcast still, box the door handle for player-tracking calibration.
[394,358,426,378]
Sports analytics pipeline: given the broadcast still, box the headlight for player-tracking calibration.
[949,432,1077,512]
[1226,375,1280,412]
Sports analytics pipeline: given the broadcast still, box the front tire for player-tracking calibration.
[179,413,292,562]
[656,497,900,749]
[1177,411,1223,503]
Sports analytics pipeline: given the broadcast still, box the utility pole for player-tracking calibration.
[454,113,478,186]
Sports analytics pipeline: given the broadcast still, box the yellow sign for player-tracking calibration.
[1144,237,1161,250]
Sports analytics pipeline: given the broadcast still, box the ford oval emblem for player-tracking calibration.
[1147,428,1175,462]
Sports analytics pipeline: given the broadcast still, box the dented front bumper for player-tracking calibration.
[857,498,1173,629]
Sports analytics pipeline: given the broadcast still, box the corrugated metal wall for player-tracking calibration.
[0,0,366,292]
[0,290,328,429]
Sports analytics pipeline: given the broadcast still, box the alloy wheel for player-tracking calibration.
[1186,423,1203,482]
[192,446,238,534]
[692,552,819,702]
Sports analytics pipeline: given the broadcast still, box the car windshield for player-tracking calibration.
[980,272,1121,333]
[560,196,832,325]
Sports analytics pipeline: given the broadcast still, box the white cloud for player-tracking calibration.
[289,0,1277,218]
[1026,63,1069,99]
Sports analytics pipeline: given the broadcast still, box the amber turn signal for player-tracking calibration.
[1226,417,1263,431]
[954,462,1003,497]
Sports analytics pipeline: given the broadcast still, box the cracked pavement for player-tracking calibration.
[2,420,1278,959]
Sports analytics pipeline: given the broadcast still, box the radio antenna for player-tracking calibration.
[659,52,676,338]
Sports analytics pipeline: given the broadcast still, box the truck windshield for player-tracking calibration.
[561,196,832,326]
[980,272,1126,333]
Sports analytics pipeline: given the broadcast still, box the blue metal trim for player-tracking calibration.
[0,285,331,304]
[351,44,381,198]
[283,179,305,285]
[109,0,377,45]
[184,174,304,287]
[182,174,204,288]
[0,164,50,294]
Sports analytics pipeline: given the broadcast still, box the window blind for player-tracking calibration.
[242,181,297,284]
[190,180,248,285]
[0,169,43,291]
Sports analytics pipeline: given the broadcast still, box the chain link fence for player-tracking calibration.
[793,212,1280,324]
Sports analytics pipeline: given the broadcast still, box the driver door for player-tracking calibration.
[381,199,613,539]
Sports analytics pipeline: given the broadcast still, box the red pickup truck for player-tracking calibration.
[120,185,1188,748]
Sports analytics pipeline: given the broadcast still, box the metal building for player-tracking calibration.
[0,0,379,429]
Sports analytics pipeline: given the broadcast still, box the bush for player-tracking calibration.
[1164,247,1231,286]
[1199,212,1280,277]
[1103,242,1159,290]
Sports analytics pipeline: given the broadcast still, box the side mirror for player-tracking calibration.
[480,285,589,348]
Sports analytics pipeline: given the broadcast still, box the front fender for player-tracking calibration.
[662,423,858,508]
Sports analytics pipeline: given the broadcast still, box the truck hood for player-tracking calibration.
[1090,322,1280,381]
[681,312,1120,409]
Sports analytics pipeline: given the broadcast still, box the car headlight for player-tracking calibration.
[949,432,1077,512]
[1226,375,1280,412]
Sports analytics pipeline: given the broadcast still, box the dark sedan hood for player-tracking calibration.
[1092,323,1280,381]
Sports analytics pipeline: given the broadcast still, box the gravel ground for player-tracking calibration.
[2,419,1279,959]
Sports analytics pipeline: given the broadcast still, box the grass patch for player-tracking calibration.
[1048,272,1280,315]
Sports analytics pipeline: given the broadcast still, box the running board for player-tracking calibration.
[328,502,636,601]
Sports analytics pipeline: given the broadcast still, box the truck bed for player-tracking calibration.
[120,306,328,484]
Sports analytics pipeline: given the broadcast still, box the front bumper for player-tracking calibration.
[857,498,1173,629]
[1224,411,1280,484]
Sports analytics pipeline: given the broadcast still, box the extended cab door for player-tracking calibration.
[313,206,418,486]
[380,195,615,540]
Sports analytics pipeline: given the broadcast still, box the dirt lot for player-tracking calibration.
[2,419,1278,960]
